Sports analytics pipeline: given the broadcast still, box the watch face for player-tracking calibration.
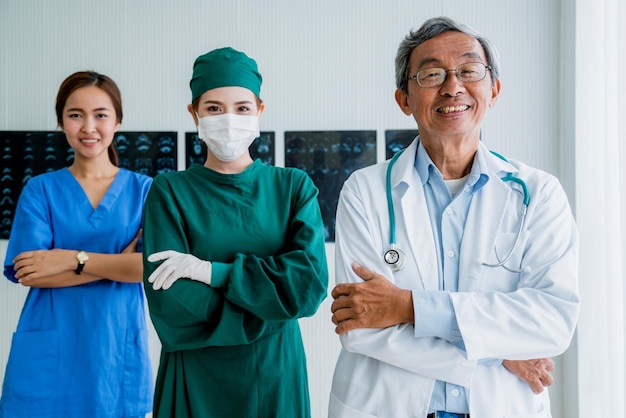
[76,251,89,263]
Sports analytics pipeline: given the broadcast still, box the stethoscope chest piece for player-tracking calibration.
[384,246,406,272]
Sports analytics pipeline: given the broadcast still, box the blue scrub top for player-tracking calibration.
[1,168,154,418]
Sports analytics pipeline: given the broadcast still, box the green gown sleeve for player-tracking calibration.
[142,171,328,352]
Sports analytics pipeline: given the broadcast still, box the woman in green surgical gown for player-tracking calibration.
[142,47,328,418]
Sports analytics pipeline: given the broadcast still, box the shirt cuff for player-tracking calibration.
[4,265,19,283]
[412,290,463,347]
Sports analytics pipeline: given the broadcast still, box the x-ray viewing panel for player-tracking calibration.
[0,131,177,238]
[284,130,376,242]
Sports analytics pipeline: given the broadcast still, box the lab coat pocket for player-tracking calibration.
[5,330,58,401]
[481,231,529,291]
[329,393,379,418]
[471,364,550,418]
[504,409,548,418]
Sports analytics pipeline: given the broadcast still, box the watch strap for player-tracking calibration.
[75,262,85,275]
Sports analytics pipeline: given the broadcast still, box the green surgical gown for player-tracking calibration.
[142,161,328,418]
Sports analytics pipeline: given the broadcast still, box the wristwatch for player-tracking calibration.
[75,251,89,275]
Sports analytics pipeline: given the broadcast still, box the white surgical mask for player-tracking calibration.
[197,113,260,162]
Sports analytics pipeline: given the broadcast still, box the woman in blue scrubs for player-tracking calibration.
[0,71,153,417]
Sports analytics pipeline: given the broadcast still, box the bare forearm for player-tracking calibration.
[397,289,415,324]
[82,252,143,283]
[15,250,143,287]
[22,271,102,288]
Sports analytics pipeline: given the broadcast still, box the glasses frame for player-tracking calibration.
[408,62,492,88]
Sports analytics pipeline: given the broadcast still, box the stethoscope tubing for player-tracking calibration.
[386,151,404,247]
[384,148,530,273]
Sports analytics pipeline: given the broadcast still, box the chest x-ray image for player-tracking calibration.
[285,130,376,242]
[114,132,178,177]
[0,131,69,238]
[0,131,180,238]
[385,129,419,159]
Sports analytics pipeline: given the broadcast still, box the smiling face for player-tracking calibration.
[395,31,500,152]
[60,85,120,162]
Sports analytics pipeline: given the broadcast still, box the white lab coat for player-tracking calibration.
[329,139,579,418]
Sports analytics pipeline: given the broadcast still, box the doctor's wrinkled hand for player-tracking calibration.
[331,262,414,334]
[147,250,212,290]
[503,358,555,394]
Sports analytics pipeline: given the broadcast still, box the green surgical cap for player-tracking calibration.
[190,47,262,103]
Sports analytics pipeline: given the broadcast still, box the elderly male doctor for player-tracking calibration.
[329,17,579,418]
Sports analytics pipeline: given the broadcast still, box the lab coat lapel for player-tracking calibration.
[391,141,439,291]
[403,182,438,290]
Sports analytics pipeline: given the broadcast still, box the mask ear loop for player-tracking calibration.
[195,112,202,135]
[385,151,406,272]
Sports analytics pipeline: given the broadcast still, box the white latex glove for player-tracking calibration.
[147,250,212,290]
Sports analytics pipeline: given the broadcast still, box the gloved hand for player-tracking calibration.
[147,250,212,290]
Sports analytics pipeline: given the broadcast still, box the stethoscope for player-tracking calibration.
[384,149,531,273]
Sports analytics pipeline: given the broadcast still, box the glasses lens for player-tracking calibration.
[456,63,486,83]
[416,68,446,87]
[413,63,488,87]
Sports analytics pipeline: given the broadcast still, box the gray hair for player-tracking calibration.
[395,16,500,93]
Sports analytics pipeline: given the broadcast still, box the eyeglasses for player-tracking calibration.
[409,62,492,88]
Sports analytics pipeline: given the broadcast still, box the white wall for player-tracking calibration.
[0,1,568,417]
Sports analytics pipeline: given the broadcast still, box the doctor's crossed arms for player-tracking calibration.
[332,262,556,395]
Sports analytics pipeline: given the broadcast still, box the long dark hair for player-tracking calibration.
[55,71,122,166]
